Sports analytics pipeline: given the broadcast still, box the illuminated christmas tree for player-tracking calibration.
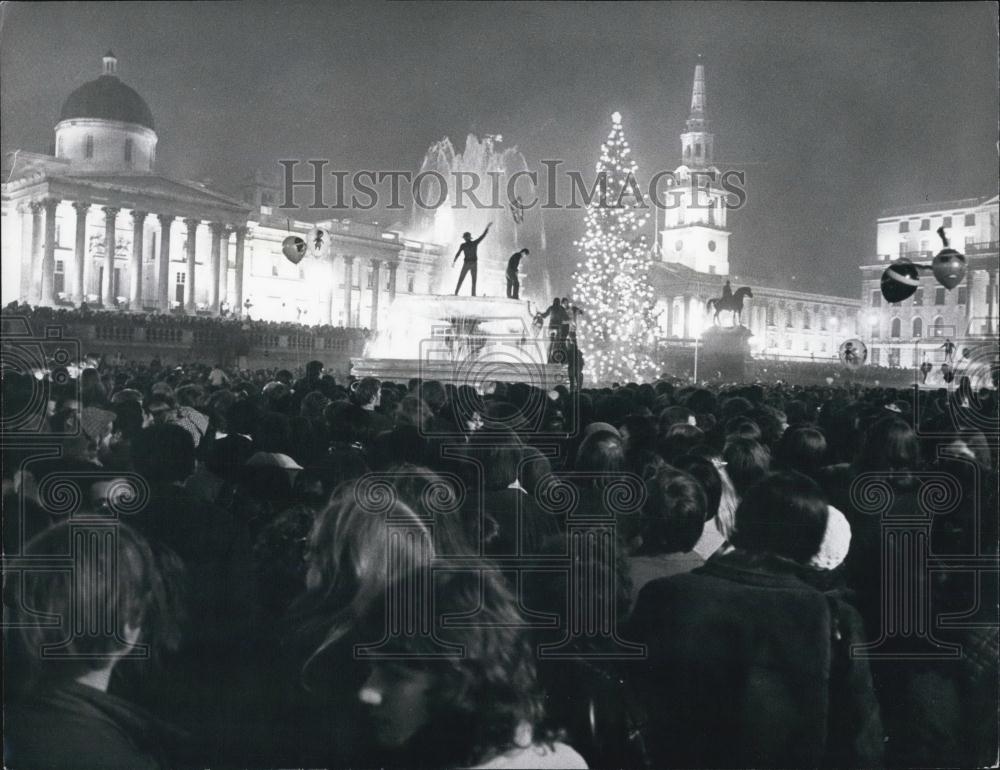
[572,111,658,384]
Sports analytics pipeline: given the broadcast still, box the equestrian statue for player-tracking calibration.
[706,280,753,327]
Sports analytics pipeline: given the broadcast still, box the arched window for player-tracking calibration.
[912,317,923,337]
[85,135,94,159]
[933,316,944,337]
[890,317,901,338]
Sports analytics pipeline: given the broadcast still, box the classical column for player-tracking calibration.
[387,260,399,303]
[343,255,354,326]
[683,295,692,339]
[664,296,673,337]
[73,202,91,305]
[184,218,199,312]
[100,207,119,307]
[28,202,43,303]
[233,226,247,314]
[40,199,61,306]
[218,226,231,311]
[129,211,147,309]
[370,259,381,330]
[209,223,223,313]
[157,214,174,312]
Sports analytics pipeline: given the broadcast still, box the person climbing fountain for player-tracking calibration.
[453,222,492,296]
[506,248,529,299]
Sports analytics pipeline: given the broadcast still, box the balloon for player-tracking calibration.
[838,339,867,368]
[282,235,307,264]
[880,260,920,303]
[931,248,966,290]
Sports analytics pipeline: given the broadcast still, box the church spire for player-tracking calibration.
[687,60,707,130]
[679,58,713,168]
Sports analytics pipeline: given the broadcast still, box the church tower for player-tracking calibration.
[659,59,731,275]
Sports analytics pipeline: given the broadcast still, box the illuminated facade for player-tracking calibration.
[651,63,861,362]
[0,53,442,329]
[859,195,999,368]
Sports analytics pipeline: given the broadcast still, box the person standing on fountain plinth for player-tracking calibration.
[453,222,492,296]
[506,248,529,299]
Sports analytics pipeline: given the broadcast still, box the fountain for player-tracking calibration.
[351,135,565,389]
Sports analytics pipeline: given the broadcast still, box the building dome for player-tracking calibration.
[59,52,154,130]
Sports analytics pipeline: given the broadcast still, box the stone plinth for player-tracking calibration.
[698,325,753,381]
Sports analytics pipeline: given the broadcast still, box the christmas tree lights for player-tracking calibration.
[572,111,659,384]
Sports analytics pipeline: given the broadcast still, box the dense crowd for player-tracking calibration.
[2,355,997,768]
[1,302,372,338]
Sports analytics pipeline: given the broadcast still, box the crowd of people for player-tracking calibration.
[2,353,998,768]
[1,301,373,339]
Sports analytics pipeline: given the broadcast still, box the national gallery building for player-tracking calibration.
[0,52,442,330]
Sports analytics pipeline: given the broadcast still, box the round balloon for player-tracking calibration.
[931,248,966,290]
[880,260,920,303]
[282,235,307,265]
[838,339,867,368]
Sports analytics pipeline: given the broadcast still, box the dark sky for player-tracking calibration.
[2,1,997,296]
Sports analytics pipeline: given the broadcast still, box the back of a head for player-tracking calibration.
[641,466,707,555]
[672,454,723,521]
[723,437,771,497]
[774,426,828,478]
[132,423,196,484]
[857,415,920,473]
[724,416,762,443]
[731,470,829,563]
[575,429,625,477]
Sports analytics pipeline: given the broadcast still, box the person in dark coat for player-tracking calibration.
[627,471,883,768]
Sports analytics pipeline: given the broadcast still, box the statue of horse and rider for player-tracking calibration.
[706,280,753,327]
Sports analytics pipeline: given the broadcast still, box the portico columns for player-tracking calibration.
[343,256,354,326]
[683,295,692,339]
[233,226,247,315]
[29,202,43,304]
[129,211,147,309]
[157,214,174,312]
[370,259,381,329]
[219,226,231,311]
[184,218,199,312]
[209,223,223,313]
[73,202,91,305]
[387,260,399,302]
[40,199,61,306]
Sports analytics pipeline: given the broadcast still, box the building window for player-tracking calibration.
[913,288,923,306]
[942,216,951,228]
[889,348,901,367]
[890,317,901,337]
[871,348,880,366]
[935,287,946,305]
[820,314,827,331]
[920,240,928,254]
[920,219,930,231]
[898,242,907,257]
[820,341,827,352]
[766,305,775,326]
[85,135,94,158]
[965,213,975,226]
[803,311,811,329]
[912,317,922,337]
[54,260,65,295]
[933,316,944,336]
[175,272,185,304]
[125,138,133,164]
[784,337,792,350]
[898,221,909,233]
[785,311,793,329]
[957,286,967,305]
[870,318,880,339]
[708,265,716,274]
[871,290,881,307]
[695,143,702,157]
[407,272,415,293]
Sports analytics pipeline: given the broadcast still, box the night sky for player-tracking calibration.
[2,1,997,296]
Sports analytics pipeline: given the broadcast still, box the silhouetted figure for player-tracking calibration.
[540,298,569,363]
[941,362,954,384]
[941,338,956,364]
[506,248,528,299]
[453,223,492,296]
[919,359,933,384]
[721,280,733,302]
